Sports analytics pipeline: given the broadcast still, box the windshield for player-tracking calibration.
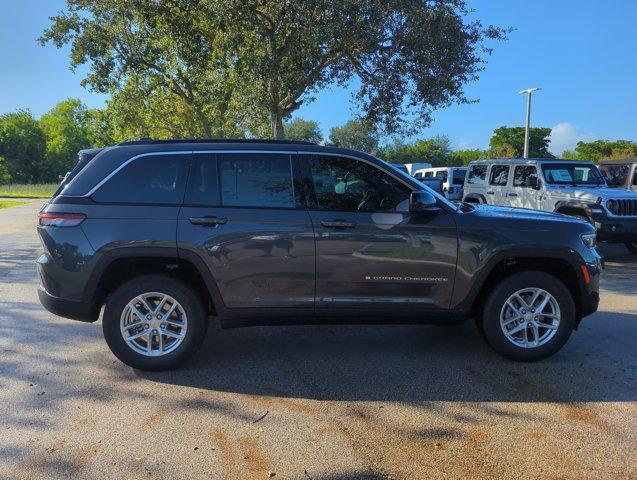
[540,163,605,186]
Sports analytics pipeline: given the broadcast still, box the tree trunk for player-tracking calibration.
[270,110,285,140]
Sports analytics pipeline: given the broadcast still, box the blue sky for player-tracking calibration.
[1,0,635,153]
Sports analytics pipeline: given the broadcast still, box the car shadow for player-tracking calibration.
[140,310,637,404]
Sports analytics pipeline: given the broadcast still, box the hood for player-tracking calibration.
[546,184,637,202]
[470,204,589,228]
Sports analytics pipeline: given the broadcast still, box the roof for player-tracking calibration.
[117,138,317,146]
[598,157,637,165]
[468,158,595,165]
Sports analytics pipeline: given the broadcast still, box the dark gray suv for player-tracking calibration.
[37,139,602,370]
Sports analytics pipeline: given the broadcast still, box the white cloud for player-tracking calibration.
[457,138,474,150]
[549,123,597,155]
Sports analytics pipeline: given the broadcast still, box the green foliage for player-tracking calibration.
[0,111,47,183]
[0,200,26,209]
[381,136,452,166]
[284,118,323,144]
[449,149,487,165]
[39,99,94,179]
[561,149,579,160]
[328,119,379,153]
[0,156,12,185]
[574,140,637,163]
[41,0,507,139]
[488,126,553,158]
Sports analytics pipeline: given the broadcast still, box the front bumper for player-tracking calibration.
[590,213,637,243]
[38,287,98,322]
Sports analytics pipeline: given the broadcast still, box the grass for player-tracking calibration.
[0,183,57,198]
[0,200,26,209]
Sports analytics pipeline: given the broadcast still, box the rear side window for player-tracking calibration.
[513,165,538,187]
[467,165,487,184]
[452,169,466,185]
[489,165,510,186]
[435,171,448,182]
[218,153,294,208]
[633,168,637,186]
[92,154,189,205]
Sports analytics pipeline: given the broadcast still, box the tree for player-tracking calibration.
[450,149,485,165]
[40,1,246,139]
[39,99,94,179]
[0,111,47,183]
[328,119,379,153]
[574,140,637,163]
[381,136,452,166]
[488,126,553,158]
[0,156,12,185]
[42,0,507,139]
[561,149,578,160]
[284,118,323,143]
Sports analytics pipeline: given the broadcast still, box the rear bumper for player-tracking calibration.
[38,287,98,322]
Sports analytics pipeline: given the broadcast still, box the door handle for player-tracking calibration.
[321,220,356,229]
[508,193,518,197]
[486,191,495,195]
[189,216,228,227]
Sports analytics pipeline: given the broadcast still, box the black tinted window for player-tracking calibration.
[467,165,487,184]
[92,154,189,204]
[307,155,411,212]
[435,171,448,182]
[513,165,538,187]
[489,165,510,186]
[189,154,220,205]
[219,153,294,208]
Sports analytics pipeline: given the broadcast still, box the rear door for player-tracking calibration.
[487,164,511,205]
[301,153,458,313]
[177,152,315,310]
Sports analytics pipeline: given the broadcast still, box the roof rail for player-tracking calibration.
[117,138,317,146]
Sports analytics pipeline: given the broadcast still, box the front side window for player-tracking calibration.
[633,167,637,186]
[541,163,605,185]
[92,154,189,204]
[307,155,411,212]
[218,153,294,208]
[513,165,538,187]
[489,165,510,186]
[467,165,487,184]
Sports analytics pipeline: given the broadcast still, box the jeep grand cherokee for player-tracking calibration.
[37,139,602,370]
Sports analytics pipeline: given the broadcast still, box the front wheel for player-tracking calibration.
[625,242,637,254]
[102,275,208,371]
[481,271,576,361]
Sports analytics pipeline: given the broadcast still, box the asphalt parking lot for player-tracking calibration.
[0,199,635,480]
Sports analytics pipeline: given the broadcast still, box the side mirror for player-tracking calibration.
[410,190,440,214]
[528,176,541,190]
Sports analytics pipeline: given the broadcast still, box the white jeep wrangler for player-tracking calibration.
[462,158,637,254]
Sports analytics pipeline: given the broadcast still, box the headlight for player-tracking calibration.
[581,233,597,248]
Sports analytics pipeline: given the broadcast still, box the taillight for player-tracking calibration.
[38,213,86,227]
[448,187,455,194]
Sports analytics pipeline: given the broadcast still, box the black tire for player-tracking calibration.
[102,274,207,371]
[481,271,576,361]
[625,242,637,254]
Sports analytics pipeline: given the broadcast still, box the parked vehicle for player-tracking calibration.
[388,163,443,193]
[414,167,468,201]
[403,162,432,175]
[462,158,637,254]
[38,140,601,370]
[599,158,637,192]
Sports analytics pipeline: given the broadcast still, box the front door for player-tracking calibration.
[301,154,458,313]
[178,152,315,310]
[487,164,511,206]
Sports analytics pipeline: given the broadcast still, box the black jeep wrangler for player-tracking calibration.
[38,139,602,370]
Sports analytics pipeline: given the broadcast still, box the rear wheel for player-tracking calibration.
[481,271,576,361]
[103,275,207,371]
[625,242,637,254]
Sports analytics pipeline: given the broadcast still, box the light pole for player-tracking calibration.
[518,87,541,158]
